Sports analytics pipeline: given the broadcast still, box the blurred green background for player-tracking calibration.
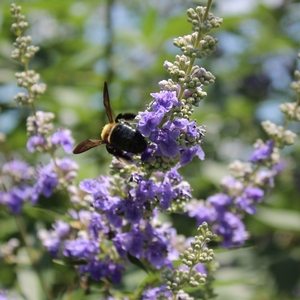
[0,0,300,299]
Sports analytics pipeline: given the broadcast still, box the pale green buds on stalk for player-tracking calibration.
[173,6,223,59]
[279,102,300,122]
[162,222,217,296]
[186,6,223,33]
[11,37,39,63]
[163,5,221,115]
[10,4,28,36]
[228,160,253,179]
[10,4,38,65]
[290,69,300,95]
[27,112,55,136]
[262,121,297,148]
[10,3,46,110]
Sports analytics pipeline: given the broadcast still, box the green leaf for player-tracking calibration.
[127,252,149,274]
[255,207,300,232]
[53,258,87,266]
[61,288,85,300]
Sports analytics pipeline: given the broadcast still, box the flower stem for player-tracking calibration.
[204,0,213,21]
[15,215,53,300]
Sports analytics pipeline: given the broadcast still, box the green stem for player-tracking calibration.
[15,215,53,300]
[204,0,213,21]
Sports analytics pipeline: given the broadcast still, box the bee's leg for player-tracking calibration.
[115,113,136,123]
[106,145,132,161]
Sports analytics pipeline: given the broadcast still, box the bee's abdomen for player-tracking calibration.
[109,123,147,153]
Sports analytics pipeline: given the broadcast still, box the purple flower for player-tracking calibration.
[104,203,123,228]
[108,262,124,284]
[0,291,9,300]
[79,260,124,284]
[88,212,107,239]
[150,128,180,158]
[180,145,205,166]
[244,187,264,202]
[159,181,176,210]
[2,159,35,181]
[207,193,232,211]
[167,167,182,181]
[26,135,47,152]
[79,176,111,198]
[236,187,264,214]
[63,238,99,259]
[138,110,164,137]
[141,285,173,300]
[186,120,199,139]
[79,177,124,227]
[113,229,146,258]
[145,240,169,268]
[79,259,108,281]
[31,163,59,204]
[51,128,74,154]
[57,158,78,181]
[112,235,127,258]
[133,179,156,203]
[1,186,32,214]
[174,181,192,199]
[151,90,181,112]
[272,159,286,173]
[118,199,143,224]
[213,212,248,248]
[38,229,61,257]
[53,220,70,238]
[186,200,217,224]
[249,140,274,162]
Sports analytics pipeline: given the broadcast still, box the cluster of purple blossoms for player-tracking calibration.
[27,113,74,155]
[0,159,35,214]
[31,157,78,204]
[137,90,205,169]
[141,285,173,300]
[80,165,192,225]
[38,213,123,284]
[38,204,181,283]
[186,139,282,248]
[0,124,77,214]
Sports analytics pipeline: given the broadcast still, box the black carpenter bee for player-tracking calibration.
[73,82,147,161]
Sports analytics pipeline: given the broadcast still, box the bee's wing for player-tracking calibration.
[103,82,114,124]
[73,139,104,154]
